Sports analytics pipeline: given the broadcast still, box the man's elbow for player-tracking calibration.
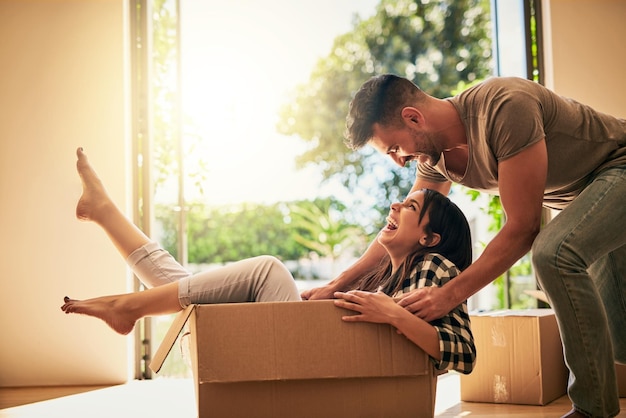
[506,218,541,248]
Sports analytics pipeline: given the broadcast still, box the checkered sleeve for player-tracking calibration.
[394,253,476,374]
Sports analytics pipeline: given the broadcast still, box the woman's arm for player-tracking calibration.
[410,254,476,374]
[334,290,442,360]
[426,300,476,374]
[334,254,477,374]
[334,289,476,374]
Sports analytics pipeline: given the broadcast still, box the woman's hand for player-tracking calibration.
[335,290,442,359]
[333,290,403,324]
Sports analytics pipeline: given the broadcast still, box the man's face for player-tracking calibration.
[369,123,441,168]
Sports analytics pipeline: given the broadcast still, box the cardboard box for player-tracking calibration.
[524,293,626,399]
[151,300,437,418]
[460,309,568,405]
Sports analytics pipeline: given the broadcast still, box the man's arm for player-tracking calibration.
[399,139,548,321]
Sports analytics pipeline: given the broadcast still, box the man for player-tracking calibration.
[302,74,626,418]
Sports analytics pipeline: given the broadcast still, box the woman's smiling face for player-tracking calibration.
[378,190,433,262]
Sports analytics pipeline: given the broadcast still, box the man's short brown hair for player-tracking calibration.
[345,74,422,150]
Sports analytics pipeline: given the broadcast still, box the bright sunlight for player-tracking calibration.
[180,0,378,205]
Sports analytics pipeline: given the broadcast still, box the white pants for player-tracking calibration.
[126,241,301,308]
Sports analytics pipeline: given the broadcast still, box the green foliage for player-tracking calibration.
[466,189,504,232]
[288,198,366,260]
[151,0,180,188]
[277,0,493,217]
[155,198,367,264]
[157,202,302,263]
[150,0,208,197]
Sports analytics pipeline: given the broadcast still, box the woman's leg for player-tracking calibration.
[532,166,626,418]
[178,255,301,305]
[76,147,190,287]
[62,255,301,335]
[75,147,149,258]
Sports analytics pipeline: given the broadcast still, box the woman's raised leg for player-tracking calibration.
[75,147,150,258]
[76,147,189,287]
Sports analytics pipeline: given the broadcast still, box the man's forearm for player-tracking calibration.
[448,223,537,306]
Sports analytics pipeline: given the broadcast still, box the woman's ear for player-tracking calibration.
[424,233,441,248]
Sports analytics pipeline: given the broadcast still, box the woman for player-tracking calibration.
[62,147,475,374]
[336,183,475,374]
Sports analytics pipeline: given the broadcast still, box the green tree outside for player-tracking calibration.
[288,198,367,263]
[156,198,367,267]
[277,0,493,218]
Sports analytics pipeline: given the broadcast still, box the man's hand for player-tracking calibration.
[397,286,455,322]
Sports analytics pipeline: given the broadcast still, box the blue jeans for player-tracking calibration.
[532,166,626,418]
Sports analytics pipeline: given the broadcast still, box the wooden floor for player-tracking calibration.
[0,385,111,409]
[1,374,625,417]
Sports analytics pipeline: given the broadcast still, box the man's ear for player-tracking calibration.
[401,107,423,126]
[424,233,441,248]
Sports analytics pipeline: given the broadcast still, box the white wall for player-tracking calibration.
[0,0,131,386]
[542,0,626,116]
[541,0,626,225]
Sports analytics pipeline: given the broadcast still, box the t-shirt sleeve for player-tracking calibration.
[489,90,546,161]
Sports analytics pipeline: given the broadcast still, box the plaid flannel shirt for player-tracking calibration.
[392,253,476,374]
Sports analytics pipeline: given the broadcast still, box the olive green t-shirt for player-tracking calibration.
[417,77,626,210]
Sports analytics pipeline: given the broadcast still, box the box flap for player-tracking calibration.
[191,300,431,383]
[149,304,195,373]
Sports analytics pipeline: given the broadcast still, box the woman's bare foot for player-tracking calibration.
[75,147,113,223]
[61,294,138,335]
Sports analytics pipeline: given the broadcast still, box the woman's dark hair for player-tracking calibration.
[356,189,472,295]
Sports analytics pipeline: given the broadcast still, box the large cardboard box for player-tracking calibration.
[460,309,568,405]
[151,300,437,418]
